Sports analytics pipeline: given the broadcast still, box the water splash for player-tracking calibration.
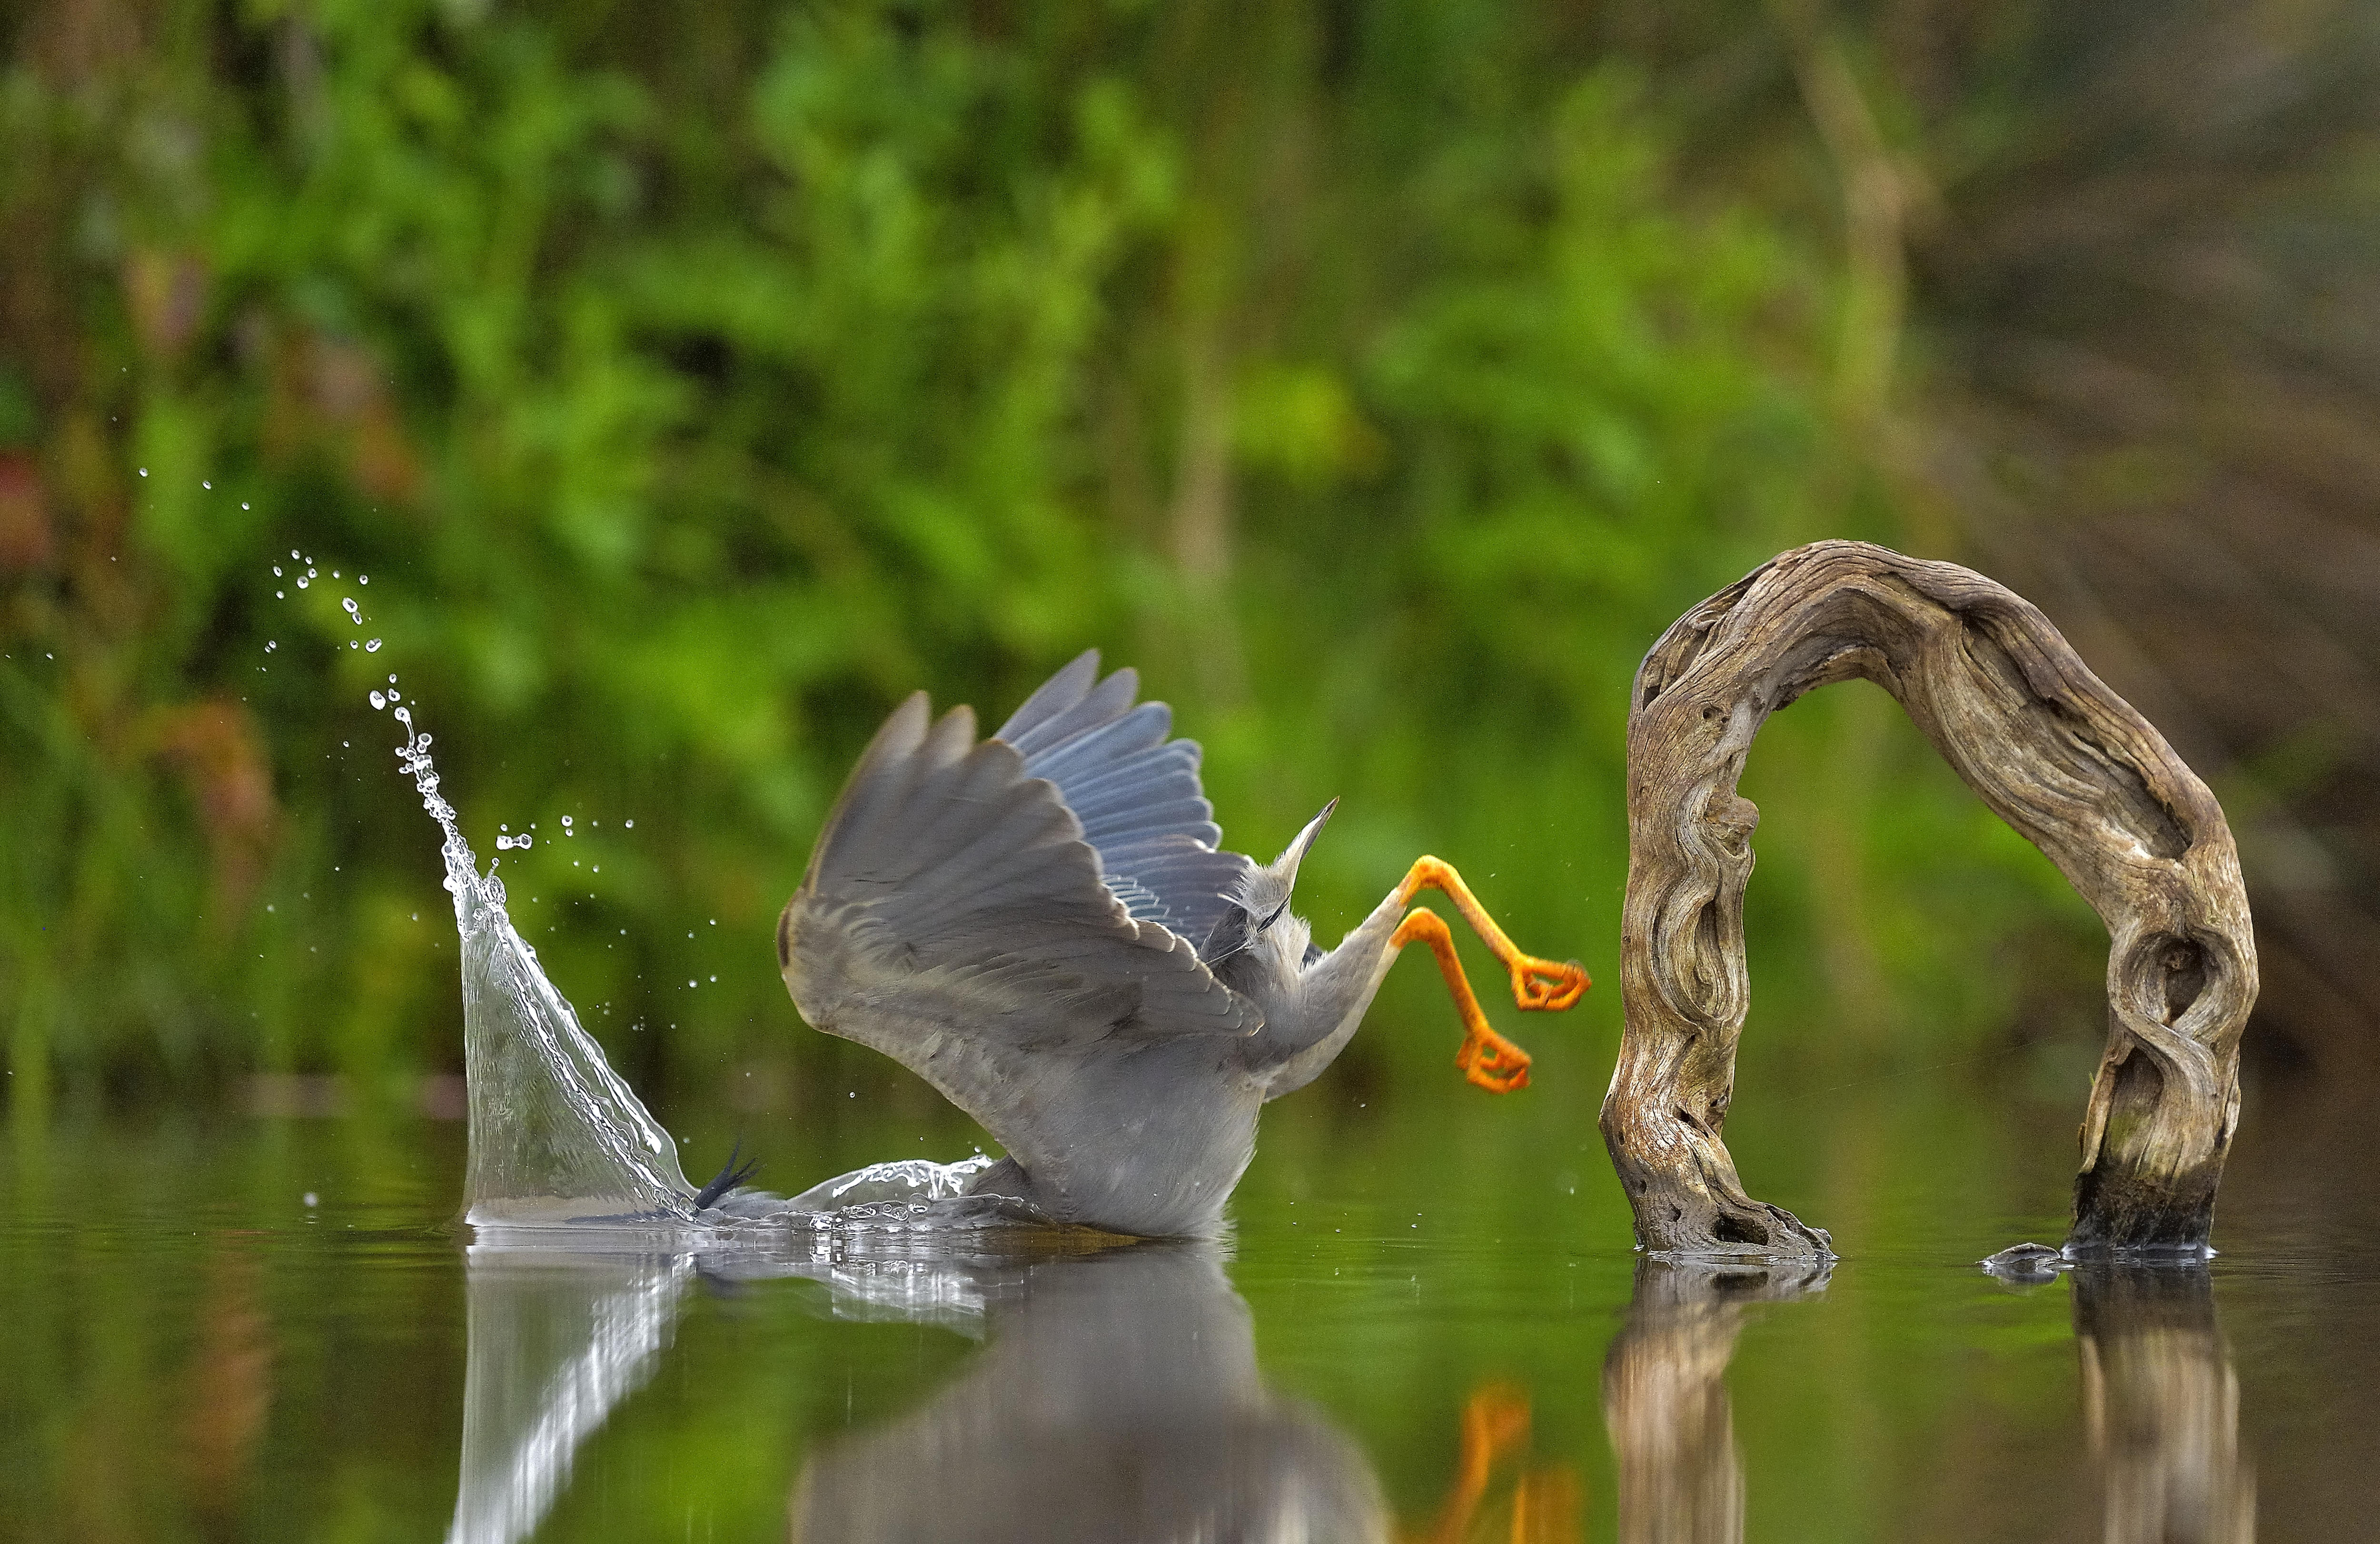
[388,696,1024,1234]
[391,703,694,1225]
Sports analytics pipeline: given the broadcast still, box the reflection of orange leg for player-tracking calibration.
[1395,857,1589,1012]
[1417,1383,1533,1544]
[1393,909,1535,1093]
[1508,1466,1582,1544]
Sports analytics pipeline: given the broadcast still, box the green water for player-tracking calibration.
[3,1045,2371,1543]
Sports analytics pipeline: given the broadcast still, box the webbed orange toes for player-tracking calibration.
[1509,955,1588,1012]
[1457,1025,1532,1094]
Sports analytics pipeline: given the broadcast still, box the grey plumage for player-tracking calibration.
[778,651,1478,1236]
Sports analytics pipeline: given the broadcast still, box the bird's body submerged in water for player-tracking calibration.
[775,652,1586,1237]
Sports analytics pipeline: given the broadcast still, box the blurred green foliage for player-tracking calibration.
[0,0,2103,1117]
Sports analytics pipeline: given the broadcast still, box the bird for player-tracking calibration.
[775,650,1588,1237]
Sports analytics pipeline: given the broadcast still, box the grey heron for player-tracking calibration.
[775,651,1587,1236]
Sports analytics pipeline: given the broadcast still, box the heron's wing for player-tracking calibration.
[995,650,1252,954]
[780,693,1259,1134]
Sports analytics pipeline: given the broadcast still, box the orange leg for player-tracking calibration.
[1393,909,1536,1093]
[1395,857,1589,1013]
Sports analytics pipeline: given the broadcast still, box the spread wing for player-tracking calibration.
[995,650,1252,957]
[779,691,1259,1145]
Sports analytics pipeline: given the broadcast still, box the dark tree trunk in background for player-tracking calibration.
[1604,541,2257,1258]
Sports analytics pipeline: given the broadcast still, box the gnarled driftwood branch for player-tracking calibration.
[1603,540,2256,1258]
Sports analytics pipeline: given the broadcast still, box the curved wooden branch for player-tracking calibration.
[1604,540,2257,1258]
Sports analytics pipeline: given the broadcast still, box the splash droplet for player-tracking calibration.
[297,576,309,589]
[370,691,387,709]
[201,480,211,489]
[272,566,282,577]
[342,598,360,621]
[358,575,368,585]
[624,819,634,828]
[366,638,382,652]
[264,640,278,652]
[241,502,250,510]
[138,468,149,477]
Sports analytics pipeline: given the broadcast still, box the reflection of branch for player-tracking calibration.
[1602,1259,1831,1544]
[2072,1266,2254,1544]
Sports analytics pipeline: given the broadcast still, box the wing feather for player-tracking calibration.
[781,687,1259,1146]
[990,650,1252,948]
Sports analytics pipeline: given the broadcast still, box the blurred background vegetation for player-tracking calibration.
[4,0,2376,1125]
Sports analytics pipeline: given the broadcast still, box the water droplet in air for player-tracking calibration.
[275,591,284,598]
[291,549,300,559]
[241,502,250,510]
[366,638,382,652]
[388,674,398,684]
[387,688,400,702]
[138,468,148,477]
[688,980,696,988]
[347,640,358,649]
[342,598,358,618]
[359,575,368,585]
[561,816,574,829]
[370,691,387,709]
[202,480,211,489]
[331,569,340,578]
[297,576,309,588]
[303,1192,318,1207]
[265,641,277,652]
[273,566,282,576]
[624,819,634,828]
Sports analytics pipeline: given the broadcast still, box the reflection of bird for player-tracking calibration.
[790,1242,1388,1544]
[777,651,1587,1236]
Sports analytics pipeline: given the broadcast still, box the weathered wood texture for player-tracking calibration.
[1604,540,2257,1257]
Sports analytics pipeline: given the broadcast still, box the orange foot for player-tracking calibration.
[1390,857,1591,1094]
[1393,908,1535,1093]
[1509,954,1589,1013]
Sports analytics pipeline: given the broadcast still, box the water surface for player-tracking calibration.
[4,1060,2372,1542]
